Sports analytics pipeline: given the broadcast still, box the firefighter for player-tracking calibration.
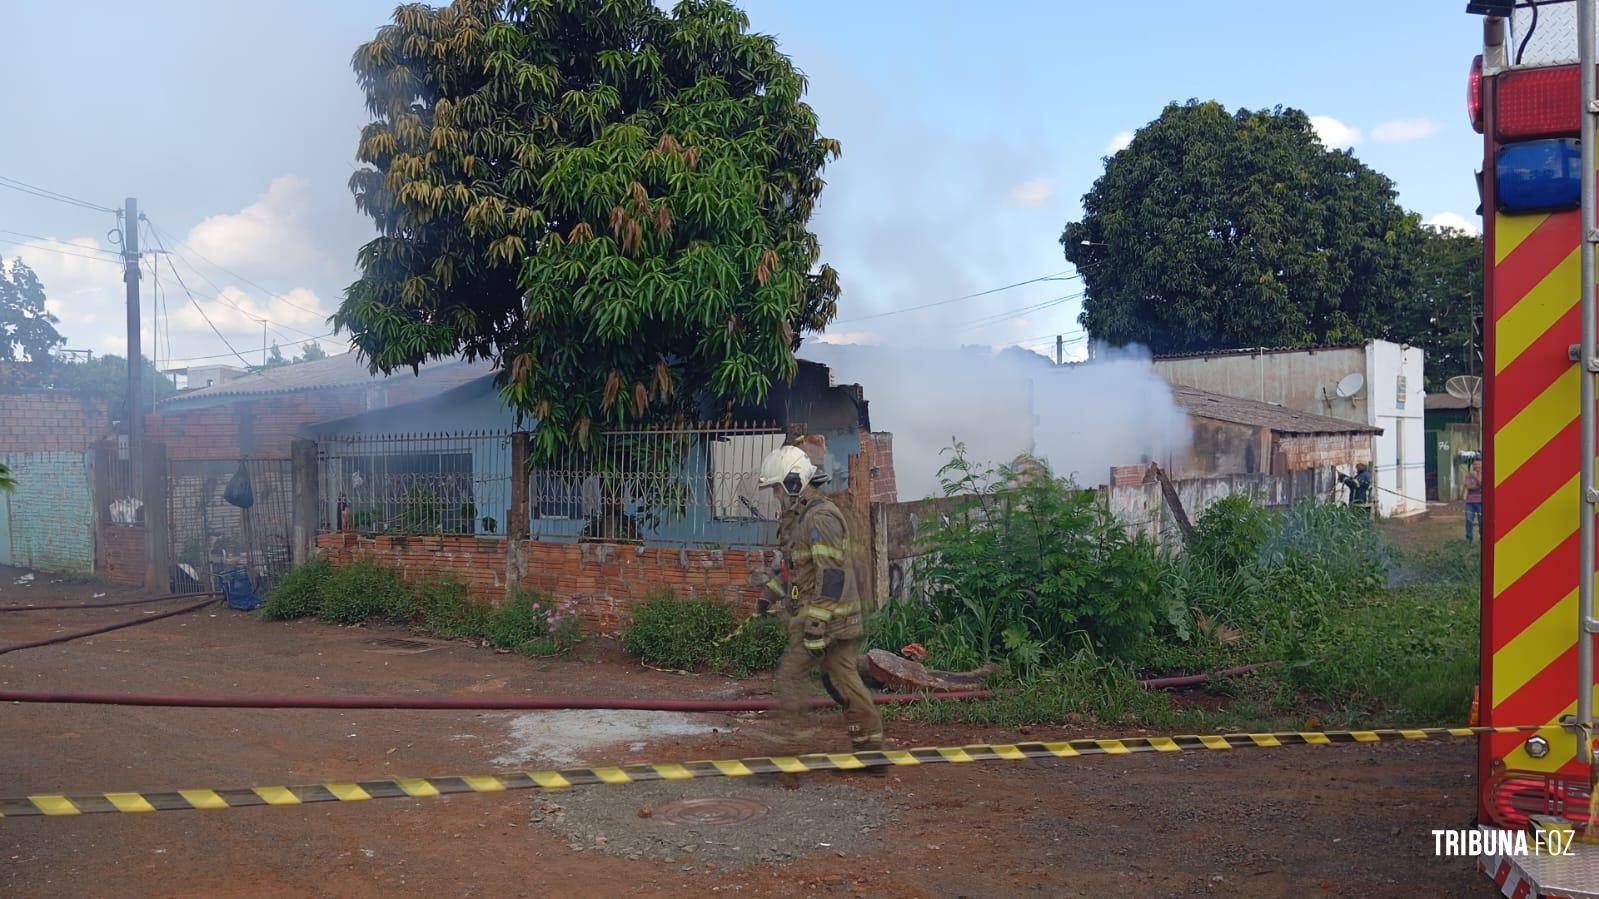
[1338,461,1373,518]
[755,443,883,762]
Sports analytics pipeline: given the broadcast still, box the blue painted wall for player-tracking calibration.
[0,452,95,574]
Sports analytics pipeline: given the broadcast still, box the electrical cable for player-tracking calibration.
[957,292,1084,331]
[0,229,121,258]
[146,220,327,319]
[162,331,337,365]
[151,233,285,381]
[0,238,123,267]
[159,248,322,343]
[1515,0,1538,65]
[832,270,1081,324]
[0,175,118,214]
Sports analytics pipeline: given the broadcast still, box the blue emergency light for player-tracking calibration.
[1496,138,1582,213]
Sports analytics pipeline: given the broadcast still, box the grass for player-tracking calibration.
[894,505,1481,733]
[259,557,582,657]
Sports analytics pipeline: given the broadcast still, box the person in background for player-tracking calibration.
[1464,459,1484,543]
[1337,461,1373,518]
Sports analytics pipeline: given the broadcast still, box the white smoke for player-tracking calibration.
[798,342,1193,499]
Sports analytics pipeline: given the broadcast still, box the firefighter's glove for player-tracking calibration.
[756,597,772,617]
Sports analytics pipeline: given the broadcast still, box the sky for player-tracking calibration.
[0,1,1486,371]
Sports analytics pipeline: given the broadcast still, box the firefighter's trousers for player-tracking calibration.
[774,624,883,752]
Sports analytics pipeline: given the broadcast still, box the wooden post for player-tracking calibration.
[1151,463,1194,545]
[142,442,170,592]
[290,439,319,567]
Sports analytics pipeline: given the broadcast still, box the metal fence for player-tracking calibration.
[104,435,143,524]
[319,431,515,536]
[166,458,295,590]
[528,422,784,546]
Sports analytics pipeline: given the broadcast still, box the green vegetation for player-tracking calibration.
[623,590,788,675]
[261,558,581,657]
[881,446,1479,731]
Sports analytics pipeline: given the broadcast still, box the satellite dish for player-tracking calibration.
[1446,375,1484,404]
[1334,373,1366,399]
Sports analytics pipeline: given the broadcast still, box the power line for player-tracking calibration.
[151,231,283,380]
[161,249,322,343]
[162,332,337,365]
[832,270,1082,324]
[0,229,121,258]
[957,291,1084,331]
[0,175,118,214]
[0,237,124,266]
[146,220,327,320]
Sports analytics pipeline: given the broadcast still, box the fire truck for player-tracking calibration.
[1472,0,1599,894]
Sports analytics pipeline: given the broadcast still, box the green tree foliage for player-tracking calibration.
[295,340,328,363]
[0,258,64,364]
[0,462,13,492]
[38,355,174,420]
[1395,225,1483,388]
[337,0,841,462]
[266,342,288,368]
[1061,101,1421,354]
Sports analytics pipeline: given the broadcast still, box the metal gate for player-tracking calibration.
[165,458,294,592]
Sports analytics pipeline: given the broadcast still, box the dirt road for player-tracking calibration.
[0,567,1492,897]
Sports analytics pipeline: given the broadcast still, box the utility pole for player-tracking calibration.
[1055,334,1064,366]
[122,198,143,479]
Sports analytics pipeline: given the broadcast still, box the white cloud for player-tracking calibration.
[1310,115,1361,149]
[1371,118,1437,142]
[1425,212,1482,236]
[1006,178,1056,208]
[184,175,320,271]
[1106,131,1135,155]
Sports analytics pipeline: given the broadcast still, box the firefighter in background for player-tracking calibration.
[1337,461,1373,517]
[753,443,883,759]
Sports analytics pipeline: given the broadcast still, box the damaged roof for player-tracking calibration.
[1170,384,1382,435]
[158,352,494,408]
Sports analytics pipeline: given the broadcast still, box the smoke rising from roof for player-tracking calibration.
[798,342,1192,499]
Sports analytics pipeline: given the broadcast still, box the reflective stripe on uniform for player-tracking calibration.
[807,605,834,622]
[790,549,812,562]
[811,544,846,560]
[807,603,859,622]
[765,579,786,596]
[803,638,827,651]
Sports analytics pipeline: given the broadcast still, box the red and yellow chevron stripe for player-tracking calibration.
[1486,204,1594,801]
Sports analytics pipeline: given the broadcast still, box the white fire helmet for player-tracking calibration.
[758,445,816,496]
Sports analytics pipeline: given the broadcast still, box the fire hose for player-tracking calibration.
[0,595,220,656]
[0,688,990,711]
[0,591,214,613]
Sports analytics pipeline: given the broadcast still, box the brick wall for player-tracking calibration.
[316,533,770,633]
[98,525,146,586]
[0,393,110,453]
[148,367,488,462]
[0,451,95,574]
[867,432,897,504]
[1276,433,1374,471]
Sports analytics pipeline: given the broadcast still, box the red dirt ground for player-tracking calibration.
[0,566,1494,898]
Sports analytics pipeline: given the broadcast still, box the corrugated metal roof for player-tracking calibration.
[1152,343,1369,362]
[1425,393,1480,411]
[1170,384,1381,434]
[158,352,494,406]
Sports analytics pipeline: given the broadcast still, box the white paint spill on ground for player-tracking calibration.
[490,710,725,768]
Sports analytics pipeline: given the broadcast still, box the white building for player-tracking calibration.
[1152,340,1427,517]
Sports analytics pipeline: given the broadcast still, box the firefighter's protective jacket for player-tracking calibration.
[789,489,862,652]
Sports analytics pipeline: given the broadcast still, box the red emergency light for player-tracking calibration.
[1495,64,1582,141]
[1470,55,1484,133]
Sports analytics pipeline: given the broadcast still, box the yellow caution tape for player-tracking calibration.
[0,725,1545,818]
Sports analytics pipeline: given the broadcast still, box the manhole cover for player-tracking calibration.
[654,797,769,827]
[365,638,443,654]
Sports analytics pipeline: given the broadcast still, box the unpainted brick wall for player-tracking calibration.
[0,451,95,574]
[0,393,110,454]
[148,369,489,462]
[1276,433,1374,471]
[97,525,146,586]
[316,533,772,633]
